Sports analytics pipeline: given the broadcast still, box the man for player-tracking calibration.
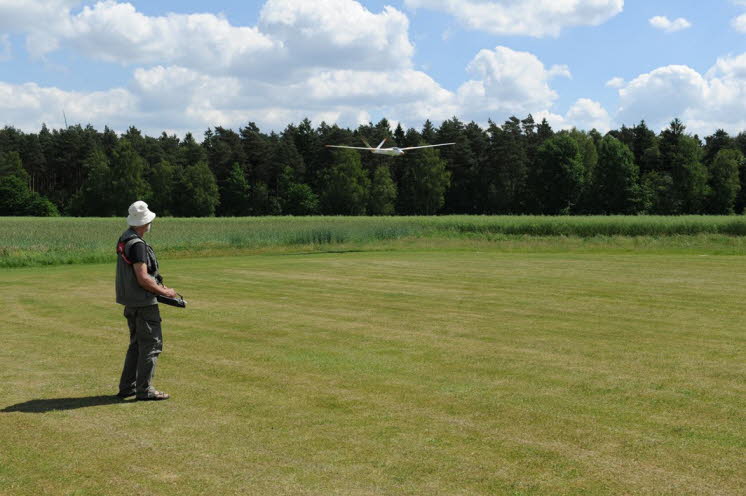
[115,200,178,401]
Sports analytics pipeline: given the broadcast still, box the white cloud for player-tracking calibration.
[649,16,692,33]
[0,0,434,134]
[617,65,706,127]
[0,1,587,135]
[403,0,624,37]
[19,0,414,76]
[548,64,572,79]
[259,0,414,71]
[22,0,280,73]
[304,69,451,105]
[457,46,570,118]
[705,52,746,79]
[131,66,242,112]
[0,43,577,136]
[0,1,616,136]
[614,54,746,134]
[68,2,278,70]
[565,98,612,132]
[0,0,79,32]
[0,62,456,136]
[0,0,81,56]
[733,14,746,33]
[130,64,458,132]
[450,47,610,133]
[605,77,625,88]
[523,99,612,134]
[0,80,135,131]
[530,109,568,130]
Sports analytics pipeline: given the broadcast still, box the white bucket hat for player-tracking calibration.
[127,200,156,226]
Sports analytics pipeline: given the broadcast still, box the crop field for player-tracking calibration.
[1,217,746,495]
[4,215,746,267]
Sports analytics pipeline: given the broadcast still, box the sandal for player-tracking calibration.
[137,390,170,401]
[116,390,137,399]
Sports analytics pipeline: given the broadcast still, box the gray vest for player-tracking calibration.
[115,229,158,307]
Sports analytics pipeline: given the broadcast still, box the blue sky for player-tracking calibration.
[1,0,746,137]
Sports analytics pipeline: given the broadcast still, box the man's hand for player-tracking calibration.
[161,287,178,298]
[133,262,178,298]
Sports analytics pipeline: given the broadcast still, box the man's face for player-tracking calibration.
[145,223,152,233]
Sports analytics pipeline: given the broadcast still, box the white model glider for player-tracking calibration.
[326,138,455,157]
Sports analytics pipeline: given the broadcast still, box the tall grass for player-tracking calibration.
[2,215,746,268]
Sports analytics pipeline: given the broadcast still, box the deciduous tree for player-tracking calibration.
[708,149,743,214]
[368,165,397,215]
[593,136,641,214]
[173,161,220,217]
[319,149,370,215]
[528,134,585,214]
[397,147,450,215]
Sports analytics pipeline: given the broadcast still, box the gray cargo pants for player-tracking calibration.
[119,304,163,395]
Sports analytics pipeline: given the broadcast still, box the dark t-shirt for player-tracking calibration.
[127,240,148,264]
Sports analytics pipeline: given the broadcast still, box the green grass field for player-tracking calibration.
[1,236,745,495]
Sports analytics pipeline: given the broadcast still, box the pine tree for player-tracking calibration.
[69,149,114,216]
[393,123,406,147]
[293,119,323,187]
[274,131,305,183]
[421,120,436,144]
[703,129,735,166]
[485,117,528,213]
[110,139,151,215]
[248,181,272,216]
[437,117,475,213]
[178,133,207,168]
[20,133,47,194]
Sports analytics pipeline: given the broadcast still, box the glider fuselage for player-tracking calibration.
[371,147,405,156]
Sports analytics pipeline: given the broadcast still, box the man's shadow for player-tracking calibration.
[2,395,132,413]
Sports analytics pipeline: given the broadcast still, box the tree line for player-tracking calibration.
[1,116,746,217]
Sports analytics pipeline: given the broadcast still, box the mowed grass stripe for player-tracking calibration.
[1,248,745,495]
